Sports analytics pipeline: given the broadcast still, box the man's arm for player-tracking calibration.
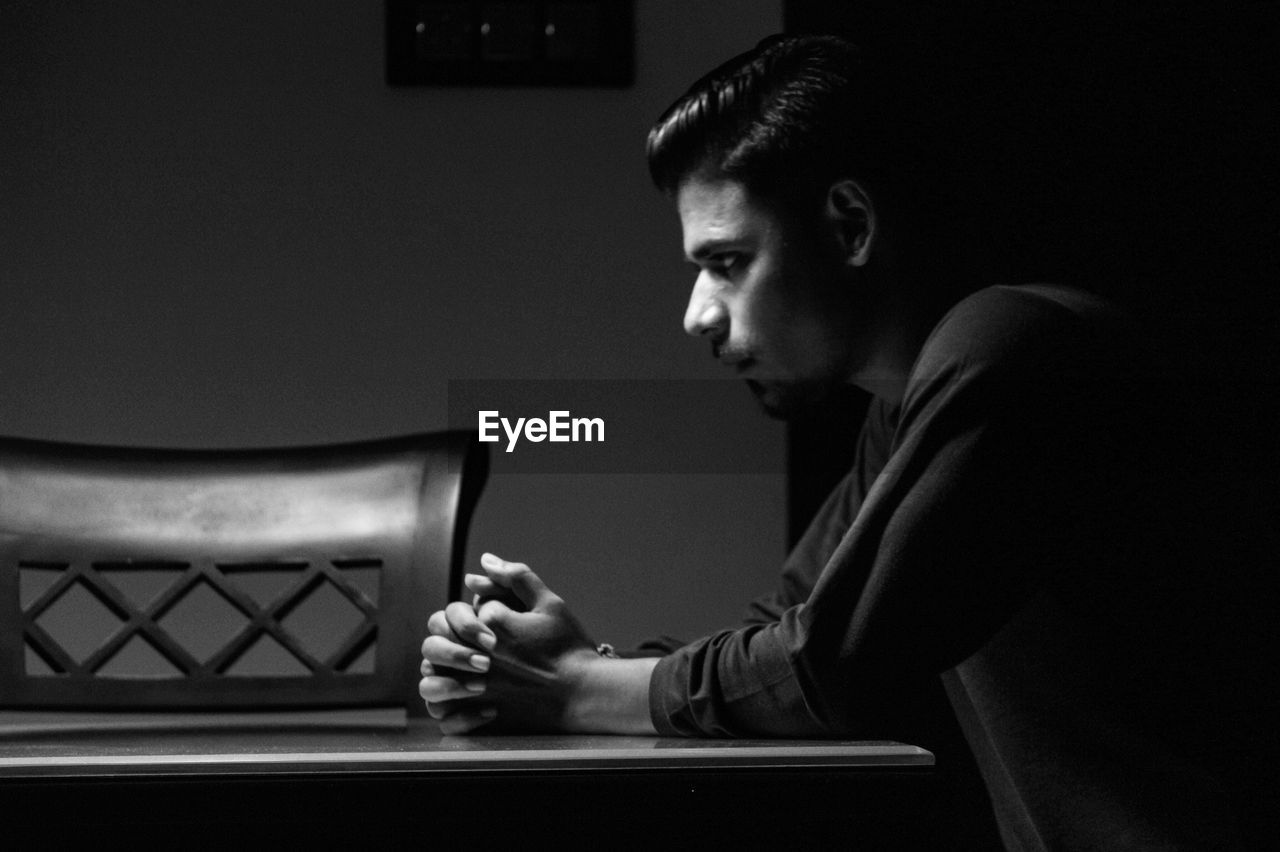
[419,393,893,734]
[420,553,658,734]
[562,654,659,734]
[741,395,896,627]
[422,290,1124,738]
[652,288,1131,738]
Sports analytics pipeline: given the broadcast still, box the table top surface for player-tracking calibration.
[0,710,933,778]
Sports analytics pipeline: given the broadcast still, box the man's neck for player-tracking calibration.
[849,282,957,405]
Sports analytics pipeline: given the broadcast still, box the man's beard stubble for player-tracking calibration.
[745,377,838,420]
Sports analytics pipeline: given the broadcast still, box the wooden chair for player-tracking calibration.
[0,432,486,717]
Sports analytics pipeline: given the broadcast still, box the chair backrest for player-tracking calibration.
[0,432,486,717]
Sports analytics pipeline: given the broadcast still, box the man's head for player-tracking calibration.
[648,35,936,415]
[647,35,894,211]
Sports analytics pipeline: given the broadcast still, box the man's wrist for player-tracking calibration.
[562,652,659,735]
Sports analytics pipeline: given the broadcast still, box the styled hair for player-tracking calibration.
[646,35,912,206]
[647,33,957,274]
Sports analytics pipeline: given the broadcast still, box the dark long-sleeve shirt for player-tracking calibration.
[648,284,1270,849]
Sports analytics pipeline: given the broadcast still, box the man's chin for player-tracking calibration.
[745,379,829,420]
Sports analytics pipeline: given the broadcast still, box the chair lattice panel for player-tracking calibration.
[16,557,385,680]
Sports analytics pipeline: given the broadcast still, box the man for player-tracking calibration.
[420,35,1269,849]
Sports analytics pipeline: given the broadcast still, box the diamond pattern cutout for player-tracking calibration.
[344,642,377,675]
[96,562,187,611]
[335,560,381,606]
[281,579,365,664]
[13,550,390,696]
[157,579,249,664]
[33,580,124,664]
[98,635,183,678]
[220,562,307,610]
[25,641,59,676]
[18,563,65,611]
[225,633,310,677]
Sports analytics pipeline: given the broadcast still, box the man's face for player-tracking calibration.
[678,175,863,418]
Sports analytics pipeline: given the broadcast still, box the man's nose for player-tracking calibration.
[683,272,727,339]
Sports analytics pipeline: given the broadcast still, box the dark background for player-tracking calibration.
[785,1,1277,549]
[782,5,1277,844]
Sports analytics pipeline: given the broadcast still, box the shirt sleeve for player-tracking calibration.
[649,287,1128,737]
[740,395,898,626]
[630,398,894,658]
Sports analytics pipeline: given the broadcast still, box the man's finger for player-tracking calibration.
[479,552,557,611]
[464,572,499,599]
[476,597,514,629]
[421,634,491,673]
[437,704,499,736]
[418,672,486,703]
[421,658,489,686]
[426,609,454,641]
[444,600,497,651]
[423,697,496,728]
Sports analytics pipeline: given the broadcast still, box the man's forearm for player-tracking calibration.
[564,655,660,735]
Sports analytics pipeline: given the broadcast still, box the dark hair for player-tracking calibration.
[646,34,925,211]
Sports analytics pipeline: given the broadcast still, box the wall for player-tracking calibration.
[0,0,787,647]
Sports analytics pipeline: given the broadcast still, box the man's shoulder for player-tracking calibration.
[913,283,1126,380]
[949,282,1117,323]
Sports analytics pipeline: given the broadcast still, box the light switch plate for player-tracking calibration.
[387,0,633,87]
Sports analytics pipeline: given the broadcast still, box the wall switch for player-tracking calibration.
[414,3,473,61]
[545,3,601,63]
[480,3,539,62]
[387,0,633,87]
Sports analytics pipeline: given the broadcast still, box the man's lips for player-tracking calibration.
[712,344,752,371]
[718,354,753,373]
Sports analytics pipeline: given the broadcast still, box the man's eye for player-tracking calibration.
[716,254,744,275]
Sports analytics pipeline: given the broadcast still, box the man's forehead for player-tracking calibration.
[676,176,762,257]
[677,175,751,218]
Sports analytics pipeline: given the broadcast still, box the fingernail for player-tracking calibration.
[465,680,486,693]
[480,553,499,568]
[477,632,496,651]
[469,654,490,672]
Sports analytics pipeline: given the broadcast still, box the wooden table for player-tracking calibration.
[0,711,947,848]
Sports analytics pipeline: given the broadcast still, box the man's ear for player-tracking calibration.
[824,179,876,267]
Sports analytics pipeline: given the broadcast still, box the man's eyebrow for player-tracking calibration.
[685,239,742,262]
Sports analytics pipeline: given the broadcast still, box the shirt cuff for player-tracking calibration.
[648,650,690,736]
